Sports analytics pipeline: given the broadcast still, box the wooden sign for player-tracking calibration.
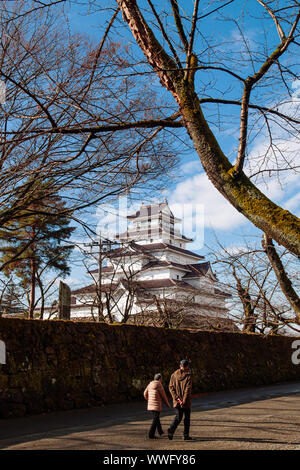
[58,281,71,320]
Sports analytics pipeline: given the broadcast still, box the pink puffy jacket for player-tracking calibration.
[143,380,170,412]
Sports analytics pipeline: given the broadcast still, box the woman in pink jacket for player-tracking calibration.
[143,373,170,439]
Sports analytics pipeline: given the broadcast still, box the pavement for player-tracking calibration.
[1,381,300,451]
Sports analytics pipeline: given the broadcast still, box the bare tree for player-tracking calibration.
[0,0,179,260]
[262,234,300,316]
[209,239,299,334]
[73,238,142,322]
[134,290,198,329]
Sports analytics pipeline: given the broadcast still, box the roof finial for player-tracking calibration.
[164,196,168,204]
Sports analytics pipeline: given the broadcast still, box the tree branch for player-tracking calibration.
[262,234,300,320]
[147,0,183,69]
[169,0,189,52]
[185,0,200,80]
[257,0,286,41]
[232,8,300,175]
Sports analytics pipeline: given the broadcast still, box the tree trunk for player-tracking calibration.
[237,279,256,333]
[117,0,300,257]
[105,292,114,323]
[28,257,36,319]
[232,267,256,333]
[40,295,44,320]
[262,234,300,320]
[36,275,45,320]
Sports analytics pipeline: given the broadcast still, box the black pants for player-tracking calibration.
[149,411,163,437]
[169,405,191,437]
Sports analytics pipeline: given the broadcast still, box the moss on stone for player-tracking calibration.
[0,318,299,418]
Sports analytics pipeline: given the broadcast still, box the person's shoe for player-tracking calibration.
[148,435,157,439]
[167,428,173,440]
[158,430,164,436]
[184,436,193,441]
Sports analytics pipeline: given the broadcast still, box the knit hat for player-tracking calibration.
[180,359,189,367]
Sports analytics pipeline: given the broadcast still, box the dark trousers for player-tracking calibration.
[169,405,191,437]
[149,411,163,437]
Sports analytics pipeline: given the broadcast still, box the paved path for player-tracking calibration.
[1,381,300,450]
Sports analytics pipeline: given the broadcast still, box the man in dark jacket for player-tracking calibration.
[168,359,192,441]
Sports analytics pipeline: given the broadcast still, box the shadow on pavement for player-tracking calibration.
[0,380,300,449]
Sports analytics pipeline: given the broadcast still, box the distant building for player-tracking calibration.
[71,200,236,331]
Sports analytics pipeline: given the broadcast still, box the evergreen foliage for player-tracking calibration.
[0,182,75,318]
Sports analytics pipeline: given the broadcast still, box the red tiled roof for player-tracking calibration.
[107,241,204,260]
[88,260,192,276]
[69,304,95,309]
[137,279,198,290]
[214,288,232,298]
[117,228,163,237]
[182,262,211,278]
[136,297,230,313]
[127,202,173,220]
[72,283,118,295]
[139,243,204,259]
[72,284,96,294]
[89,266,114,274]
[105,241,151,259]
[142,260,190,271]
[72,278,198,295]
[116,228,192,242]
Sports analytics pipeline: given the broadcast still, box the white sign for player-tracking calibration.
[291,340,300,365]
[0,80,5,104]
[0,340,6,364]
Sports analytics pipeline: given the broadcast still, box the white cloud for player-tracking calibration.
[246,78,299,180]
[167,167,300,250]
[256,171,300,203]
[95,197,143,240]
[61,276,81,286]
[284,192,300,216]
[168,172,248,232]
[246,141,300,216]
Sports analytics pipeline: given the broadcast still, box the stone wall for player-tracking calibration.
[0,317,299,418]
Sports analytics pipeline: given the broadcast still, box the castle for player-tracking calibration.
[70,200,236,331]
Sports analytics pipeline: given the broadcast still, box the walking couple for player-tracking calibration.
[143,359,193,441]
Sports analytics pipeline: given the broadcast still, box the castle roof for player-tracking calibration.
[127,200,179,221]
[72,283,118,295]
[72,278,231,298]
[116,228,193,242]
[182,262,217,280]
[107,241,204,260]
